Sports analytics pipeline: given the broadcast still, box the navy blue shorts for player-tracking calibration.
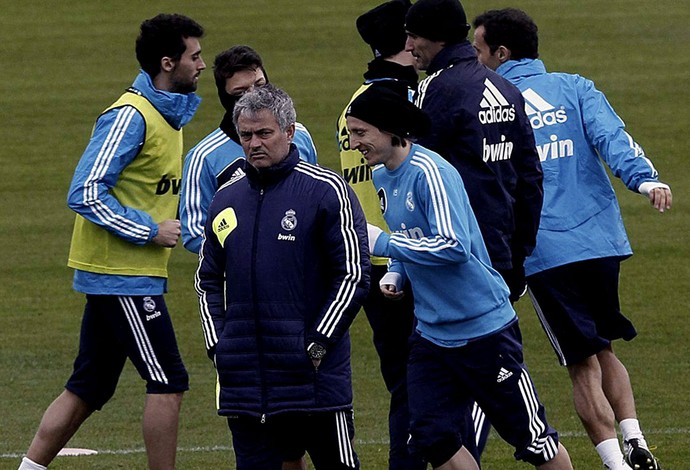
[66,295,189,409]
[228,410,359,470]
[527,257,637,366]
[407,321,560,467]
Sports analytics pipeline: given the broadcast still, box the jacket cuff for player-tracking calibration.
[638,181,670,195]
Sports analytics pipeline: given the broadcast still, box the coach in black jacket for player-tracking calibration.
[195,84,370,470]
[405,0,543,304]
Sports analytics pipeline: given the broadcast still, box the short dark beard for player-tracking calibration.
[170,79,197,94]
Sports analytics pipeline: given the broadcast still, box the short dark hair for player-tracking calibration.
[213,45,266,91]
[473,8,538,60]
[135,13,204,79]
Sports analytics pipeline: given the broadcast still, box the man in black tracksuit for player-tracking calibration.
[404,0,544,459]
[406,0,543,304]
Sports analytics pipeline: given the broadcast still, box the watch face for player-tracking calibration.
[308,344,326,360]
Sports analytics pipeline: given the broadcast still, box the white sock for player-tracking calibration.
[596,438,626,469]
[619,418,647,447]
[18,456,47,470]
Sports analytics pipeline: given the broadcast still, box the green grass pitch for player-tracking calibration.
[1,1,688,468]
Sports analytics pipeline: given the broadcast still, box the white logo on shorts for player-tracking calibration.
[146,311,162,321]
[496,367,514,383]
[143,297,156,313]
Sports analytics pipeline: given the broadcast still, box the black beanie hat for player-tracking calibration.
[357,0,412,58]
[405,0,470,44]
[346,85,431,139]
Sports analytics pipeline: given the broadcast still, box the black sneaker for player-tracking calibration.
[623,438,661,470]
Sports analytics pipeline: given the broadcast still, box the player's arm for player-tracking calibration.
[66,106,159,245]
[307,176,370,361]
[194,200,227,361]
[579,77,672,213]
[180,146,219,253]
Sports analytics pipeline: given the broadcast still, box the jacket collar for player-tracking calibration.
[496,58,547,82]
[129,70,201,130]
[363,58,418,88]
[244,143,300,187]
[426,41,476,75]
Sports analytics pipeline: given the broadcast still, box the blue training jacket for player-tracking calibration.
[371,143,515,347]
[66,70,201,295]
[195,145,370,418]
[414,41,543,271]
[180,122,317,254]
[497,59,666,275]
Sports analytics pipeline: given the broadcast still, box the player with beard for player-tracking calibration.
[19,13,205,470]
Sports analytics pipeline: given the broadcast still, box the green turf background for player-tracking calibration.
[1,1,688,468]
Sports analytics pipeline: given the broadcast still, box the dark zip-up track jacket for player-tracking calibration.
[414,41,543,270]
[195,145,370,418]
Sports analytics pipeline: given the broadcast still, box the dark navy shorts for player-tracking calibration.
[66,295,189,409]
[407,321,560,467]
[227,410,359,470]
[527,257,637,366]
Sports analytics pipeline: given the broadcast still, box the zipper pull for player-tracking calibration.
[261,413,266,424]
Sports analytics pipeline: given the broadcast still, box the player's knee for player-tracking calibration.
[409,431,462,468]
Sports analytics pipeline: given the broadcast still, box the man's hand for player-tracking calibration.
[152,219,181,247]
[381,283,405,300]
[367,223,384,253]
[640,182,672,213]
[649,186,672,213]
[379,271,404,300]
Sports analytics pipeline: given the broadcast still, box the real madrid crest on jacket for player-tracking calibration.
[195,144,370,418]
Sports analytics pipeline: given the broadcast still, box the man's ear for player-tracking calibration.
[496,45,511,63]
[286,123,296,143]
[160,56,176,73]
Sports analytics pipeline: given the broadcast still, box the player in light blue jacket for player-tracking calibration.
[473,8,671,470]
[346,85,574,470]
[19,14,205,470]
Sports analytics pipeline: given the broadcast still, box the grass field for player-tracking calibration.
[1,1,688,468]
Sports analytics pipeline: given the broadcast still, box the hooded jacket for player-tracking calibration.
[67,70,200,295]
[497,59,666,275]
[195,146,370,418]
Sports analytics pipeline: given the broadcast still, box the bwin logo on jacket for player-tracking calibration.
[478,78,516,124]
[522,88,568,130]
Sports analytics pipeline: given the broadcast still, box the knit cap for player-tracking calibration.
[346,85,431,139]
[357,0,412,58]
[405,0,470,43]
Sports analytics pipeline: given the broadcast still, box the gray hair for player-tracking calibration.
[232,83,297,132]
